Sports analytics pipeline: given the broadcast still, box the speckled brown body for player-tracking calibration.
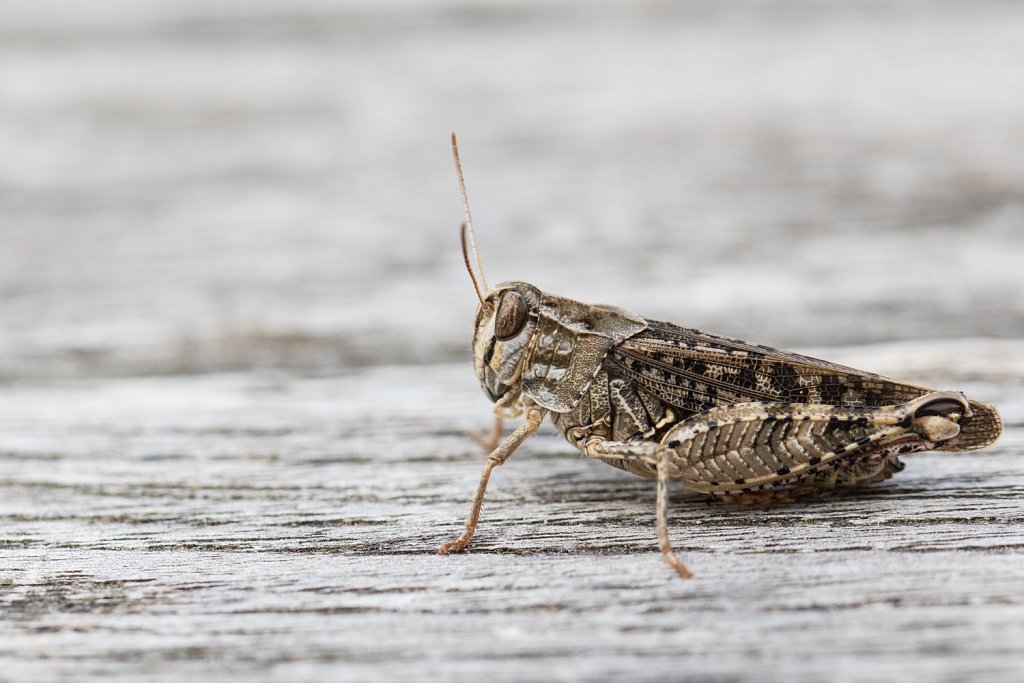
[476,282,1000,495]
[441,135,1002,578]
[444,278,1002,577]
[552,315,1001,493]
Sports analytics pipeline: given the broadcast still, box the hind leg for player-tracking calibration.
[661,392,967,497]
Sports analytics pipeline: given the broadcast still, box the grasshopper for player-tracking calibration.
[438,134,1003,578]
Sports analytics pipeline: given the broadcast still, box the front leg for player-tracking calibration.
[581,438,692,580]
[469,391,522,452]
[470,415,504,453]
[439,403,546,555]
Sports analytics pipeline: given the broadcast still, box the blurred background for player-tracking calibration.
[2,0,1022,384]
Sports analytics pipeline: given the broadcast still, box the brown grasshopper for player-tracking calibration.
[438,134,1003,578]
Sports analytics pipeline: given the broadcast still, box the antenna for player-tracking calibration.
[452,133,490,298]
[461,223,485,305]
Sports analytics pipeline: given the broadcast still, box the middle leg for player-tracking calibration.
[581,437,692,579]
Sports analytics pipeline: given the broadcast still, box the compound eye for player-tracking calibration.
[494,291,529,341]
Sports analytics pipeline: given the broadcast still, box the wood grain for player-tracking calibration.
[2,355,1023,683]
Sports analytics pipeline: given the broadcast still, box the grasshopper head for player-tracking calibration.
[472,281,543,404]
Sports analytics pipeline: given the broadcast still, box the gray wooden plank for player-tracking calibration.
[1,353,1023,683]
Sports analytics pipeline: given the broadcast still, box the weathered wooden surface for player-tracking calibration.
[1,352,1023,683]
[2,1,1024,682]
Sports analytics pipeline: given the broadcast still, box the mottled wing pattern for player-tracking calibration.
[604,319,999,452]
[607,319,928,412]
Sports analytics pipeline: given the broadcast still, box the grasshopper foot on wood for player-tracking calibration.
[439,405,546,555]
